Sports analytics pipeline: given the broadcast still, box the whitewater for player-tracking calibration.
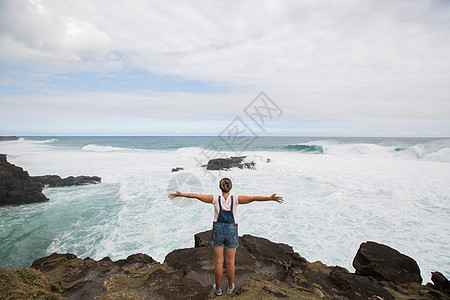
[0,136,449,282]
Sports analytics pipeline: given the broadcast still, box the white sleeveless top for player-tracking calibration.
[211,194,240,223]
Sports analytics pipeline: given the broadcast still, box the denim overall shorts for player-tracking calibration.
[210,195,238,249]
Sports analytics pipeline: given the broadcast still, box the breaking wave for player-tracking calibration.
[284,144,324,153]
[283,140,450,162]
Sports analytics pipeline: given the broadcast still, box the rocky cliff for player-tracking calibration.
[0,230,448,299]
[0,154,101,206]
[0,154,49,205]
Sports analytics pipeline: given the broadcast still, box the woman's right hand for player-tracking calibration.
[168,191,182,199]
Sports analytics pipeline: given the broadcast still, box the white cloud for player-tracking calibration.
[0,0,110,68]
[0,0,449,135]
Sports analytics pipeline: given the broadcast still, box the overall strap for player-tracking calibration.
[216,195,235,224]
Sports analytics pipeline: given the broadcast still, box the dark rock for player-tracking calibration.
[329,266,394,300]
[32,175,101,187]
[0,154,49,206]
[0,136,20,141]
[194,230,212,248]
[30,251,210,300]
[31,253,78,272]
[263,284,288,297]
[171,167,184,172]
[427,289,449,300]
[353,241,422,284]
[432,271,450,294]
[31,252,158,300]
[115,253,156,269]
[166,230,307,290]
[144,267,212,299]
[164,247,215,286]
[206,156,255,170]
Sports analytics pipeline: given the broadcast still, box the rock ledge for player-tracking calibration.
[1,231,447,299]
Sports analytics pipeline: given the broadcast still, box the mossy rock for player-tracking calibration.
[0,267,61,300]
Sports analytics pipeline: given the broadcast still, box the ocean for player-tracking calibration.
[0,136,449,282]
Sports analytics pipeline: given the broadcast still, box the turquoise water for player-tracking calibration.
[0,136,449,282]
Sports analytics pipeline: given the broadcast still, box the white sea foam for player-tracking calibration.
[82,144,131,152]
[20,138,59,143]
[0,138,448,281]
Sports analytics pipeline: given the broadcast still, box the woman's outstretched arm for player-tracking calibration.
[239,193,283,205]
[169,191,213,204]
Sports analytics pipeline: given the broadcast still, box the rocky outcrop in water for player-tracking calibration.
[0,154,101,206]
[31,175,101,187]
[2,231,444,299]
[0,136,20,141]
[0,154,48,206]
[206,156,256,170]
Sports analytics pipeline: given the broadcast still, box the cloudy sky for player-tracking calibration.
[1,0,449,136]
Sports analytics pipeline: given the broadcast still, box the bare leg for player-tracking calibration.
[213,246,224,289]
[225,247,237,289]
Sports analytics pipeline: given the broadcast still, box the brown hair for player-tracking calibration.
[219,178,232,193]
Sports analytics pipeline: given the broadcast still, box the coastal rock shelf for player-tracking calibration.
[0,231,448,299]
[32,175,101,188]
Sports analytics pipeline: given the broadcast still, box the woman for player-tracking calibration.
[169,177,283,296]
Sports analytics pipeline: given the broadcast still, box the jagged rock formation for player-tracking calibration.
[206,156,255,170]
[5,231,445,299]
[31,175,101,187]
[0,154,48,206]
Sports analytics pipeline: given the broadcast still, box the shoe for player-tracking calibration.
[213,283,222,296]
[227,283,235,295]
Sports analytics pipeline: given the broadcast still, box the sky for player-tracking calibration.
[0,0,449,136]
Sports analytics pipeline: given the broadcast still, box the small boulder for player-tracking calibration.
[353,241,422,284]
[171,167,184,172]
